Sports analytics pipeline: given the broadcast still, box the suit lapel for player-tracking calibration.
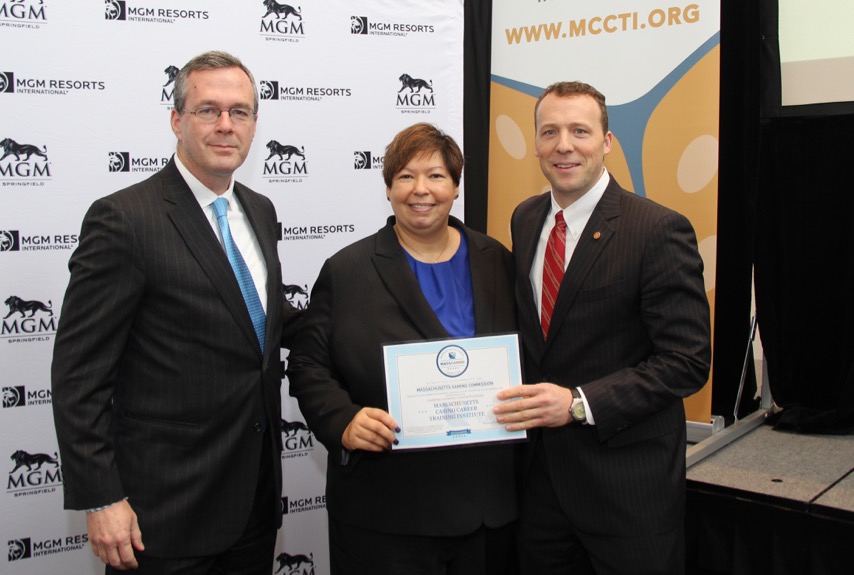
[161,161,261,356]
[459,218,495,335]
[371,217,449,340]
[545,181,620,348]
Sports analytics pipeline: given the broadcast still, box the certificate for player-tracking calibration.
[383,333,526,450]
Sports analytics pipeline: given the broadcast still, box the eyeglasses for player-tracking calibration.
[183,106,256,124]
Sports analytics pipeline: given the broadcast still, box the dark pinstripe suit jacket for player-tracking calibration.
[511,177,711,542]
[287,216,518,537]
[51,159,299,557]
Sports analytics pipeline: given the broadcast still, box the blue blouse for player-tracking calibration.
[404,230,475,338]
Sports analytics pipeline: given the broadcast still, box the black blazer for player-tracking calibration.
[51,159,300,556]
[511,177,711,539]
[287,216,518,537]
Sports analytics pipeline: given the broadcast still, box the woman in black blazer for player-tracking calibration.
[288,123,518,575]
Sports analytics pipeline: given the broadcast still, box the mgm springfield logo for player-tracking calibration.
[259,0,304,42]
[7,534,88,562]
[1,294,57,343]
[395,73,436,114]
[109,151,169,173]
[6,448,62,497]
[159,63,178,106]
[262,139,308,183]
[0,136,51,184]
[274,549,315,575]
[280,417,314,459]
[0,0,47,29]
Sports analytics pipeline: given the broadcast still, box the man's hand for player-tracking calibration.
[86,499,144,570]
[494,383,574,430]
[342,407,400,452]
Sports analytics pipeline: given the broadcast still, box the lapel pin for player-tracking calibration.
[593,231,601,240]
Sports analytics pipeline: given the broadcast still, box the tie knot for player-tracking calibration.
[555,210,566,229]
[211,197,229,219]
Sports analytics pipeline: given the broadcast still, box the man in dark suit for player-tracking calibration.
[51,51,300,574]
[494,81,711,574]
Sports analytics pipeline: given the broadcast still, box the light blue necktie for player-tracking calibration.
[211,197,266,354]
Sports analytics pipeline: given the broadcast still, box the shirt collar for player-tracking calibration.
[548,169,610,240]
[173,153,236,209]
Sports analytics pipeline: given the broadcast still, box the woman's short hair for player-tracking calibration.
[383,123,464,188]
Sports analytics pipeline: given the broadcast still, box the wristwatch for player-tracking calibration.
[570,388,587,424]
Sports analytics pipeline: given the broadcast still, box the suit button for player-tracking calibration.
[254,422,263,433]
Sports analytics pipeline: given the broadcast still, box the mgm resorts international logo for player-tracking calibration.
[0,70,105,96]
[105,1,209,24]
[280,417,314,459]
[395,73,436,113]
[7,534,88,562]
[1,294,57,343]
[109,152,169,173]
[350,16,435,37]
[0,136,51,184]
[0,0,47,28]
[0,229,77,252]
[3,385,51,408]
[279,222,356,242]
[6,448,62,497]
[281,494,326,516]
[354,150,383,171]
[262,139,307,182]
[274,550,315,575]
[260,79,352,103]
[259,0,304,42]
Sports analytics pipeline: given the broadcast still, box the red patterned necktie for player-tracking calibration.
[541,211,566,339]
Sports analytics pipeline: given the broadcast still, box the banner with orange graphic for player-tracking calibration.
[488,1,720,422]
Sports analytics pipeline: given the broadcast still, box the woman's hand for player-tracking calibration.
[342,407,400,452]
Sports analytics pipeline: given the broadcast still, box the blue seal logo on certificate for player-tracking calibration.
[383,334,527,450]
[436,344,469,377]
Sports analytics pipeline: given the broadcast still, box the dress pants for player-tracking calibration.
[107,432,277,575]
[518,439,683,575]
[329,515,517,575]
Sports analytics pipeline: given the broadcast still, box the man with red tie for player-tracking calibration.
[494,81,711,574]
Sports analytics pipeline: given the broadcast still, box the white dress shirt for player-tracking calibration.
[175,155,269,313]
[527,168,611,424]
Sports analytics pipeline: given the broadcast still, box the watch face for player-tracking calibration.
[572,401,586,422]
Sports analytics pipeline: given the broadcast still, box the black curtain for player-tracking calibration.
[754,114,854,433]
[463,0,492,233]
[712,0,762,423]
[753,0,854,434]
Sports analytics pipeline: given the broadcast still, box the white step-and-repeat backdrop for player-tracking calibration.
[1,2,463,574]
